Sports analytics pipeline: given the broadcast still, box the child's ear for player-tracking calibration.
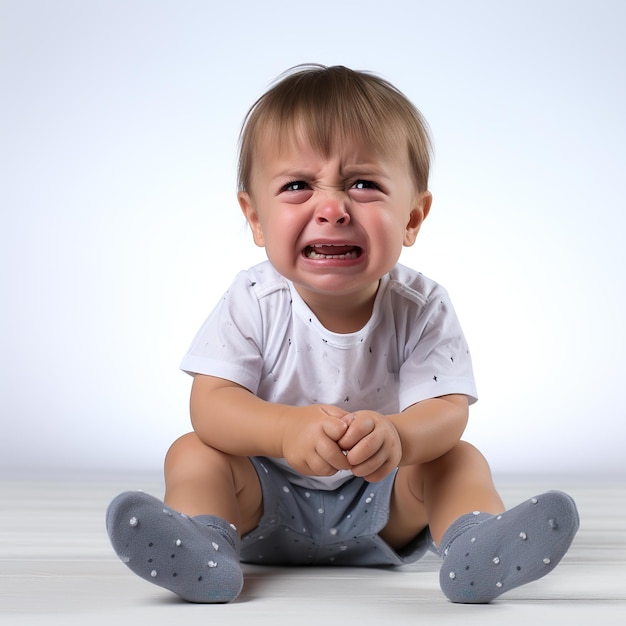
[238,192,265,247]
[403,191,432,247]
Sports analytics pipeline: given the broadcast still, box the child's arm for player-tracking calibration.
[189,373,352,477]
[392,394,469,464]
[337,395,468,482]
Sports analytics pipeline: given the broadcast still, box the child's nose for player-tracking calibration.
[315,196,350,225]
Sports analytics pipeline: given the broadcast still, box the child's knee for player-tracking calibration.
[166,431,202,463]
[440,440,489,469]
[165,432,229,477]
[419,441,494,488]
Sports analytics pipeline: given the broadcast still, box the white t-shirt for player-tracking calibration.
[180,261,477,489]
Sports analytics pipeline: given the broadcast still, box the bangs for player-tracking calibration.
[238,65,431,192]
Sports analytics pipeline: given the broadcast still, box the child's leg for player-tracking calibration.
[106,432,263,603]
[384,441,579,604]
[163,432,263,534]
[381,441,504,549]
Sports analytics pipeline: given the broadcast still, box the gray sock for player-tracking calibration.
[438,490,579,603]
[106,491,243,603]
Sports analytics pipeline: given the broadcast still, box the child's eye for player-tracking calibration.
[279,180,313,204]
[281,180,309,192]
[352,180,380,190]
[349,179,385,202]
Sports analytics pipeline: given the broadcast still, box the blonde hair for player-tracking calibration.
[237,64,432,193]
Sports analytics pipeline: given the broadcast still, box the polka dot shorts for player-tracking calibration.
[240,457,432,566]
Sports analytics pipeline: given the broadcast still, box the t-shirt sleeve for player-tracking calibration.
[398,290,478,411]
[179,272,264,393]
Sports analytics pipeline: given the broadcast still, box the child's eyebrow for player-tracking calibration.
[273,166,389,184]
[340,164,390,179]
[272,168,318,181]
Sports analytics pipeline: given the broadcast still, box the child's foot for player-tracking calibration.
[106,491,243,603]
[438,490,579,603]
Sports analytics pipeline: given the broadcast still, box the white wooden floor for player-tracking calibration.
[1,472,625,626]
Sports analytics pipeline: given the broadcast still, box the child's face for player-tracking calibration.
[238,134,431,312]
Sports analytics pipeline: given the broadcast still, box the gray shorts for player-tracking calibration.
[240,457,433,566]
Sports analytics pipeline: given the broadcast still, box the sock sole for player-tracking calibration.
[440,490,580,603]
[106,491,243,603]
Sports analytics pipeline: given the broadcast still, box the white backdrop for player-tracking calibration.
[1,0,625,477]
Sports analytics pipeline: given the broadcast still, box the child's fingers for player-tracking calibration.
[319,405,351,420]
[337,414,374,451]
[318,441,351,472]
[350,442,388,477]
[318,419,351,471]
[339,412,357,427]
[345,431,383,466]
[321,415,349,442]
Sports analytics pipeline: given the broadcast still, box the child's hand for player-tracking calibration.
[337,411,402,483]
[281,405,352,477]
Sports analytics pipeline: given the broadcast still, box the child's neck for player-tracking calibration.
[296,282,379,334]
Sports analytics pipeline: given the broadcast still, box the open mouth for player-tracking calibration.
[304,243,362,260]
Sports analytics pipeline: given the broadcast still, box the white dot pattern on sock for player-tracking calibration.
[106,492,243,603]
[438,491,579,604]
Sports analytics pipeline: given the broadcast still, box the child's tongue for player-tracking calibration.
[314,245,353,255]
[304,244,361,259]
